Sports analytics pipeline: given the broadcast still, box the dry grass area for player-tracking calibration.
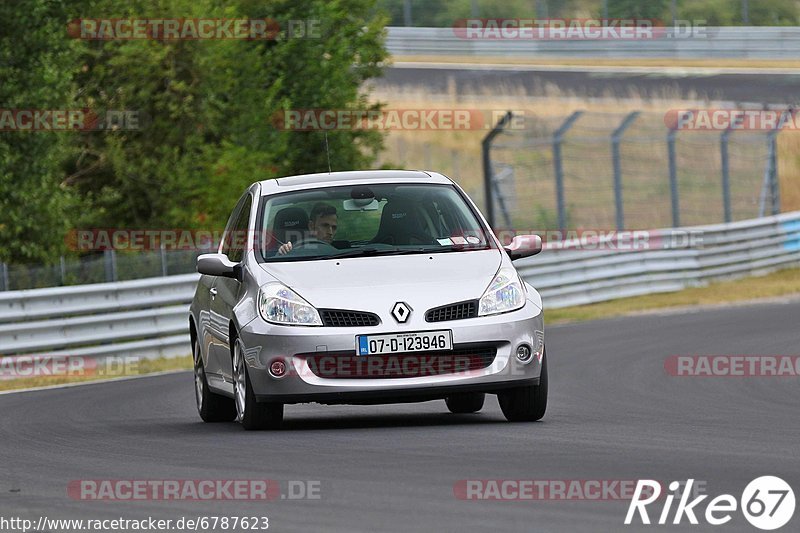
[546,267,800,324]
[777,133,800,213]
[373,87,655,203]
[393,55,800,69]
[371,85,800,220]
[0,354,192,392]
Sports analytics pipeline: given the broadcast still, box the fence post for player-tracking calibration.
[611,111,640,231]
[104,249,117,282]
[491,164,514,228]
[767,121,781,215]
[160,245,168,277]
[552,111,583,233]
[0,263,7,291]
[667,129,681,227]
[720,128,732,223]
[403,0,412,26]
[481,111,514,228]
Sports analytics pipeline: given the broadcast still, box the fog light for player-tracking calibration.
[269,359,287,378]
[516,345,532,364]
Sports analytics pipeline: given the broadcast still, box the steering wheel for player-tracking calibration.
[290,238,338,251]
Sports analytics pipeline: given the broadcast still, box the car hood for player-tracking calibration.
[258,249,502,315]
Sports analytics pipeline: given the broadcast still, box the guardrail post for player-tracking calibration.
[667,129,680,227]
[59,256,67,285]
[104,250,117,282]
[0,263,8,291]
[611,111,640,231]
[552,111,583,233]
[720,128,733,223]
[481,111,514,228]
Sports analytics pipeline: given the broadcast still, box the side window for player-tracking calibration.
[219,193,249,259]
[219,198,243,257]
[227,197,252,263]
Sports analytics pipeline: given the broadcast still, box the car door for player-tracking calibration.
[208,192,253,385]
[203,194,248,385]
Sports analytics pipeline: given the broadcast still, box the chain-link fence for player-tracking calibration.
[486,111,780,231]
[2,110,784,291]
[0,249,201,291]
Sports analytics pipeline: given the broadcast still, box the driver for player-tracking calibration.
[278,202,338,255]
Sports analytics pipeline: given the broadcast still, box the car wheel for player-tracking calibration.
[498,349,548,422]
[232,338,283,431]
[193,339,236,422]
[445,393,485,414]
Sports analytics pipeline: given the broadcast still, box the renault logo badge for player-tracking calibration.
[391,302,411,323]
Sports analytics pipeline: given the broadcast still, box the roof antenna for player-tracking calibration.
[324,131,332,174]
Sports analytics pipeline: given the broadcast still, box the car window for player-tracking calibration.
[227,196,252,263]
[258,183,492,262]
[219,194,246,258]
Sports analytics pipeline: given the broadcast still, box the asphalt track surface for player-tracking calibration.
[381,64,800,104]
[1,300,798,532]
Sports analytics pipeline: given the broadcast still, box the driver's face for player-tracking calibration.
[309,214,337,243]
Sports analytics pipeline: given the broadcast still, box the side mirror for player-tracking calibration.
[197,253,242,281]
[504,234,542,261]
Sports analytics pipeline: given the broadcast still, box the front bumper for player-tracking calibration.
[238,300,544,405]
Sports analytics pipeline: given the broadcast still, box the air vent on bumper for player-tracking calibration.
[319,309,381,327]
[425,300,478,322]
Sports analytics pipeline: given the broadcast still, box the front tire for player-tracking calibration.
[445,393,485,414]
[194,339,236,422]
[233,339,283,430]
[498,350,548,422]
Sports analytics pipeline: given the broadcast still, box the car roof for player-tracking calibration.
[258,170,453,195]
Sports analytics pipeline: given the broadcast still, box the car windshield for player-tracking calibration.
[257,183,493,262]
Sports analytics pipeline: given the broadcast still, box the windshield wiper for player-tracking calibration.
[331,245,488,259]
[331,247,413,259]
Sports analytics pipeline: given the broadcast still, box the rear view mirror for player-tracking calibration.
[504,234,542,261]
[343,198,380,211]
[197,253,242,280]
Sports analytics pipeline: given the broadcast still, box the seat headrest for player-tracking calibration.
[264,207,309,252]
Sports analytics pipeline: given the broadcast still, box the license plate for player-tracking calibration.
[357,330,452,356]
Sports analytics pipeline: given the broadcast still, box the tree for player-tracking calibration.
[1,0,388,264]
[606,0,670,20]
[66,0,388,232]
[0,0,78,262]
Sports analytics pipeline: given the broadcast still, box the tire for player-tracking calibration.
[498,349,548,422]
[193,339,236,422]
[445,392,485,414]
[233,339,283,431]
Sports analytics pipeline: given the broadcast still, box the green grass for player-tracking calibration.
[0,354,192,393]
[546,267,800,324]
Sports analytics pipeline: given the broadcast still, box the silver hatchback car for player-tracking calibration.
[190,170,546,430]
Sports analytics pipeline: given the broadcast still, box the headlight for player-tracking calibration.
[258,284,322,326]
[478,268,526,316]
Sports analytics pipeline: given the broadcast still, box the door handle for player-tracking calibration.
[209,287,218,299]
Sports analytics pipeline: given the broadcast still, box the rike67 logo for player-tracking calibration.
[626,477,795,530]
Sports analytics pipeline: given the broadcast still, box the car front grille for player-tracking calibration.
[302,344,497,379]
[425,300,478,322]
[319,309,381,327]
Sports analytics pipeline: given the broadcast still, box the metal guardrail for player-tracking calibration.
[1,212,799,360]
[386,26,800,59]
[0,274,198,360]
[515,212,800,307]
